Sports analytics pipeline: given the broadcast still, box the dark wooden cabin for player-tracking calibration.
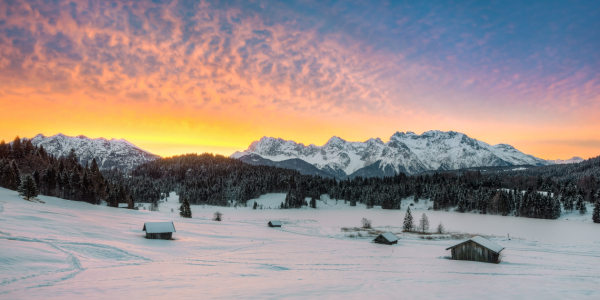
[268,220,282,227]
[446,236,504,263]
[143,222,176,240]
[373,232,399,245]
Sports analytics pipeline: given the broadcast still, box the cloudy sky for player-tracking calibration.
[1,0,599,159]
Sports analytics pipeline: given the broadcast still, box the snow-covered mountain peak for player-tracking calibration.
[232,130,551,177]
[547,157,584,165]
[325,136,347,147]
[22,133,159,170]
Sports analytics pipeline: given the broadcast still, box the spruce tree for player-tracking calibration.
[576,194,586,214]
[403,207,414,232]
[253,201,258,210]
[180,197,192,218]
[593,200,600,224]
[18,174,38,201]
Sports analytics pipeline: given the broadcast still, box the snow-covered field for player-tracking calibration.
[1,188,599,299]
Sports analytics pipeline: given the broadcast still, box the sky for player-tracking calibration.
[0,0,599,159]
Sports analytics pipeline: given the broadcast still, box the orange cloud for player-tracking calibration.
[0,0,598,160]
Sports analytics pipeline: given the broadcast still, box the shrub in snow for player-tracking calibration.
[436,222,445,234]
[213,211,223,221]
[361,218,372,229]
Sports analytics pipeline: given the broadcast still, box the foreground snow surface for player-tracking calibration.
[1,189,600,299]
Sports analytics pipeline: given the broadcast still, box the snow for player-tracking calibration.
[143,222,176,233]
[232,131,550,176]
[447,236,505,253]
[269,220,282,226]
[2,187,600,299]
[379,232,399,242]
[21,133,159,170]
[548,157,585,165]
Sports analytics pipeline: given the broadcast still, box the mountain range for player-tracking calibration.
[547,157,584,165]
[24,134,159,171]
[16,131,583,176]
[231,130,555,178]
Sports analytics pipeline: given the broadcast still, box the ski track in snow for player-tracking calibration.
[1,189,600,299]
[0,235,84,295]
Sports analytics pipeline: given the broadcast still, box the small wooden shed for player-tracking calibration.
[118,203,128,208]
[373,232,399,245]
[446,236,504,263]
[268,220,282,227]
[143,222,176,240]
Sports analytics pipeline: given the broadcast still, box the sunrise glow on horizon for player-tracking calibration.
[1,1,599,160]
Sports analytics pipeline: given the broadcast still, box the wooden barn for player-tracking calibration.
[118,203,128,208]
[143,222,176,240]
[446,236,504,263]
[373,232,399,245]
[268,220,282,227]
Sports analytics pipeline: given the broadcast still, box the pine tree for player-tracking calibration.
[0,140,8,159]
[253,201,258,210]
[403,207,414,232]
[180,197,192,218]
[67,148,78,166]
[576,194,586,214]
[18,174,38,201]
[593,200,600,224]
[418,213,430,233]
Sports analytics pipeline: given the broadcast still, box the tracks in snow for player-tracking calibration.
[0,236,84,295]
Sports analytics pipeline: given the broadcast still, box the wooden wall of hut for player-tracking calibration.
[146,232,173,240]
[450,241,499,263]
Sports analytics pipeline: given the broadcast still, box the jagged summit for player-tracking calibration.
[231,130,552,178]
[22,133,159,170]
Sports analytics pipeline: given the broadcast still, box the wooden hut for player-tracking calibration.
[268,220,282,227]
[118,203,128,208]
[143,222,176,240]
[373,232,399,245]
[446,236,504,263]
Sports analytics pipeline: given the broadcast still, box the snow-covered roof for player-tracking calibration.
[446,236,504,253]
[269,220,282,226]
[118,203,128,208]
[379,232,399,242]
[143,222,176,233]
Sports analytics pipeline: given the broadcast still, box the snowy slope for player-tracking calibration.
[231,131,550,177]
[24,134,159,170]
[2,187,600,299]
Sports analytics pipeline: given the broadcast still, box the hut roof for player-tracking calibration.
[446,236,504,253]
[269,220,282,226]
[378,232,399,243]
[143,222,176,233]
[118,203,128,208]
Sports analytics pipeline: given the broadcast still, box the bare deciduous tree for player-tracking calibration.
[418,213,430,233]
